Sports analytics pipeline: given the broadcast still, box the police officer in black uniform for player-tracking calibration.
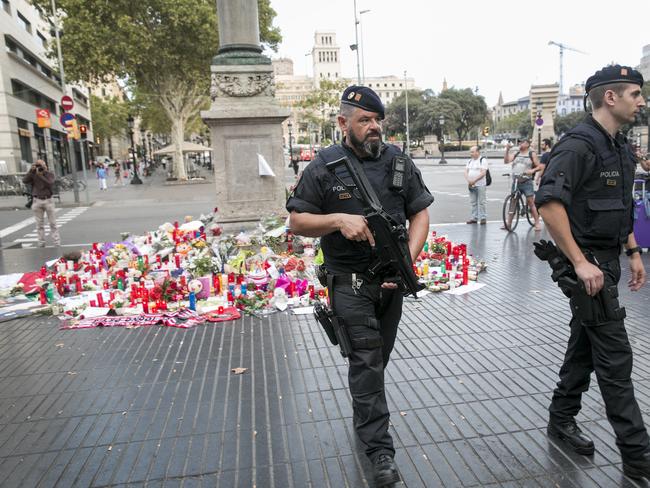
[286,86,433,487]
[536,65,649,478]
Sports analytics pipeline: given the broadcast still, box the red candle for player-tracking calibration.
[156,255,161,265]
[96,293,104,307]
[89,300,97,307]
[228,272,235,283]
[217,306,225,315]
[180,276,186,289]
[175,254,181,268]
[308,285,315,299]
[212,275,220,294]
[75,280,82,293]
[39,288,47,304]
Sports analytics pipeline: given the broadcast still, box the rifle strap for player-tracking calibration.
[340,146,383,206]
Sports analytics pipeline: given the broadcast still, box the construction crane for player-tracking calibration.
[548,41,587,95]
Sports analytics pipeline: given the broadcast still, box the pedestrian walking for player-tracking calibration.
[96,164,108,190]
[287,85,433,487]
[536,65,650,479]
[114,162,124,186]
[464,145,488,224]
[504,137,543,230]
[22,159,60,247]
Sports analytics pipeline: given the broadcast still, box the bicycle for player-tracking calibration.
[56,176,87,192]
[502,173,535,232]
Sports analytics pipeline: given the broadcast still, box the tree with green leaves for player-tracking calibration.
[554,111,587,136]
[412,97,461,144]
[297,79,349,142]
[37,0,280,179]
[438,88,488,149]
[89,95,130,158]
[383,90,428,141]
[496,109,532,138]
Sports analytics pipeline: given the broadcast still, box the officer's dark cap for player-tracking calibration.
[585,64,644,93]
[341,85,385,119]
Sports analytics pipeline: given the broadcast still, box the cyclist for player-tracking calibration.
[503,137,543,230]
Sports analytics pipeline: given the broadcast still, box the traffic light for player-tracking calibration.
[79,124,87,139]
[66,119,80,140]
[482,126,490,137]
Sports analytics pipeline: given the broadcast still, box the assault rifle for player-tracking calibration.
[325,157,424,297]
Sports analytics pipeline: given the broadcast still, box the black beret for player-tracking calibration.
[341,85,385,119]
[585,64,644,93]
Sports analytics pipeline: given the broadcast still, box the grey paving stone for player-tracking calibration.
[0,224,649,486]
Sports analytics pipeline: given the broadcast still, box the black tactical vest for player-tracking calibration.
[554,121,635,250]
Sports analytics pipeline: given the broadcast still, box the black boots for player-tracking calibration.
[623,451,650,479]
[373,454,401,487]
[547,420,595,455]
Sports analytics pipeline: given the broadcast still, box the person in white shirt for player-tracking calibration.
[464,146,489,224]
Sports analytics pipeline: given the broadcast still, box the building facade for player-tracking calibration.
[89,79,131,160]
[0,0,92,175]
[492,92,530,125]
[638,44,650,82]
[555,84,585,116]
[274,31,416,146]
[311,31,341,86]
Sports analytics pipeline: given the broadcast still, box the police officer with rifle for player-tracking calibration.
[535,65,649,478]
[287,86,433,487]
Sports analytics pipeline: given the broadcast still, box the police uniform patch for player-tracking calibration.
[347,91,355,100]
[607,179,617,186]
[354,93,362,102]
[339,192,352,200]
[621,68,628,76]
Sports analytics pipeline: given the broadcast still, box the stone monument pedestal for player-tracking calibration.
[201,0,290,225]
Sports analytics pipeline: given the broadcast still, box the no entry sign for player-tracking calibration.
[61,95,74,111]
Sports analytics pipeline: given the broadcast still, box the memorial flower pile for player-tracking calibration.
[0,211,486,328]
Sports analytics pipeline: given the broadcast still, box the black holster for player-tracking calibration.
[313,302,353,357]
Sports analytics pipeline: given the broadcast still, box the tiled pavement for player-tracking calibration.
[0,223,649,487]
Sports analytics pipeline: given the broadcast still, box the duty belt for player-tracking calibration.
[580,247,620,264]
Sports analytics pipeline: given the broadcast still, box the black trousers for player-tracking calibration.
[330,278,402,461]
[549,258,649,458]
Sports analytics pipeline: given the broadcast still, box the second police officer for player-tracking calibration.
[536,65,649,478]
[286,86,433,487]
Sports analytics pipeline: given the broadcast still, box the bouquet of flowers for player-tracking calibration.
[186,249,220,278]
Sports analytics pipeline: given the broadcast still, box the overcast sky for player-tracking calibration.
[266,0,650,106]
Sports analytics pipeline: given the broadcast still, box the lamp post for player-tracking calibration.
[359,9,370,83]
[439,115,447,164]
[127,116,142,184]
[352,0,362,84]
[329,111,337,144]
[646,97,650,154]
[147,132,153,165]
[140,127,147,169]
[288,121,298,176]
[536,100,543,153]
[404,70,410,155]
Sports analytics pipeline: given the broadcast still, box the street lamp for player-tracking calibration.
[536,100,543,153]
[147,132,153,165]
[126,116,142,184]
[359,9,370,83]
[404,70,410,155]
[288,121,298,176]
[438,115,447,164]
[646,97,650,154]
[139,127,147,165]
[329,111,337,144]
